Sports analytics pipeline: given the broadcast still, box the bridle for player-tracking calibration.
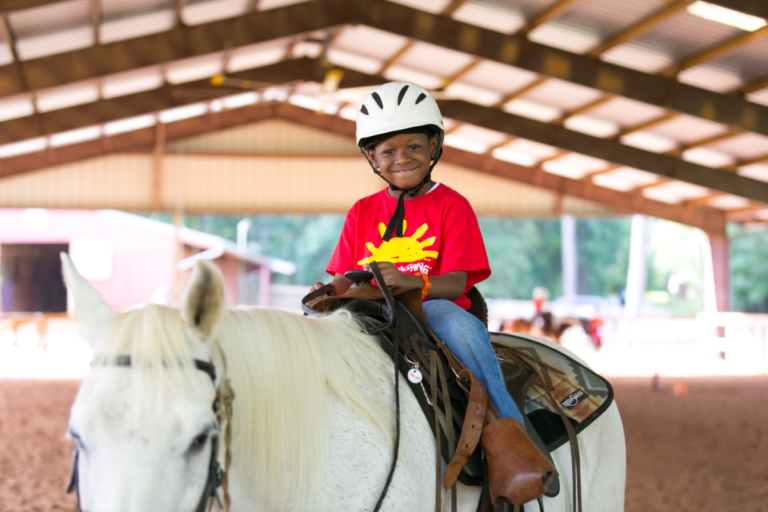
[66,355,227,512]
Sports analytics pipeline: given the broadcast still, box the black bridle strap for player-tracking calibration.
[370,261,401,512]
[91,355,217,382]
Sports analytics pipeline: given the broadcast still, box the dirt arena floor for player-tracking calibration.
[1,376,767,511]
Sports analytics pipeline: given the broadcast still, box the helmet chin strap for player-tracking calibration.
[360,135,443,242]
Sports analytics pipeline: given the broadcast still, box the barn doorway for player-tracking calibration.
[0,244,69,313]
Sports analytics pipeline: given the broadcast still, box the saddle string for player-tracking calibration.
[429,351,458,512]
[513,351,581,512]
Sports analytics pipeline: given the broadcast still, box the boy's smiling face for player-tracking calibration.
[366,132,439,192]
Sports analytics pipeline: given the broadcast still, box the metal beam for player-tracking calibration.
[588,0,694,57]
[0,0,346,97]
[357,0,768,136]
[0,57,380,145]
[0,0,67,13]
[0,100,728,230]
[437,98,768,204]
[664,25,768,77]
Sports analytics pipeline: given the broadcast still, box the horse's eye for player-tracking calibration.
[190,433,208,449]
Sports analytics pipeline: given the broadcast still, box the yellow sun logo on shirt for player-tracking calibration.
[358,221,439,265]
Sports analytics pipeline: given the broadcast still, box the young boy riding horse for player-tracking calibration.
[309,82,555,506]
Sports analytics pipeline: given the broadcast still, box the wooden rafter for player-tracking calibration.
[90,0,100,45]
[493,77,548,108]
[557,95,613,123]
[739,75,768,95]
[588,0,694,57]
[377,41,413,75]
[176,0,187,26]
[679,130,743,151]
[617,113,679,138]
[446,59,482,85]
[664,25,768,77]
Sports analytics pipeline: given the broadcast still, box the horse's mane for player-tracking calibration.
[214,307,394,508]
[92,304,393,509]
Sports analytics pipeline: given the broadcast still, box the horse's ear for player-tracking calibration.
[181,261,226,342]
[61,252,115,347]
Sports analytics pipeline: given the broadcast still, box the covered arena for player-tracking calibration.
[1,0,768,510]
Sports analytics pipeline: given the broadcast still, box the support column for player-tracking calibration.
[704,226,729,312]
[259,264,271,307]
[151,121,165,212]
[561,214,577,297]
[625,214,647,318]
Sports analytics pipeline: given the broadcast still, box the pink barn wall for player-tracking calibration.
[0,210,177,312]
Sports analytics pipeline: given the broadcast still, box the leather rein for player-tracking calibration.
[66,356,226,512]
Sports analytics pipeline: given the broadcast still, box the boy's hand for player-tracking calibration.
[363,262,422,290]
[306,281,335,307]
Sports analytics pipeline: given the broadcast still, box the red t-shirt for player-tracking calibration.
[327,184,491,310]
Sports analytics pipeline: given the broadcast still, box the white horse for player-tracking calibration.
[62,255,625,512]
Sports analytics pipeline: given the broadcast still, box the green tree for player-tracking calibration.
[729,223,768,312]
[576,217,631,297]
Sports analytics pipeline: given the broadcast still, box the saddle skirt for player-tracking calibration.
[492,332,614,452]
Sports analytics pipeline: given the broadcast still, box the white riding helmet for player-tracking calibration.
[356,82,444,149]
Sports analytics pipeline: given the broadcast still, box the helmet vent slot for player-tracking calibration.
[415,93,427,105]
[397,85,409,106]
[372,91,384,109]
[360,105,369,115]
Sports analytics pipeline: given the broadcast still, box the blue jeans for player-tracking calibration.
[423,299,525,426]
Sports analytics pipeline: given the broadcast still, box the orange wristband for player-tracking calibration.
[415,272,431,298]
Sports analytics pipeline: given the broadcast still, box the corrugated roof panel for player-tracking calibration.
[747,87,768,107]
[707,133,768,160]
[451,0,525,34]
[258,0,312,10]
[15,26,94,61]
[706,37,768,85]
[100,10,176,44]
[444,82,503,106]
[646,115,730,145]
[592,167,660,191]
[550,152,610,173]
[102,66,164,98]
[496,138,560,163]
[677,64,743,93]
[385,0,451,14]
[182,0,249,25]
[36,81,100,112]
[621,131,678,153]
[165,52,225,84]
[554,0,662,41]
[450,124,508,148]
[459,61,540,95]
[514,0,563,19]
[626,9,743,63]
[706,195,751,209]
[681,147,736,168]
[521,78,603,111]
[600,41,675,73]
[328,48,383,75]
[584,96,668,128]
[397,42,475,77]
[642,181,710,203]
[0,94,35,122]
[383,66,444,90]
[333,26,409,61]
[0,43,12,66]
[527,19,601,54]
[8,0,90,36]
[563,115,619,138]
[737,163,768,182]
[226,39,292,72]
[502,98,562,122]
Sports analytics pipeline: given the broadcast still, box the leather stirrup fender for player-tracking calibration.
[444,370,487,489]
[480,417,557,508]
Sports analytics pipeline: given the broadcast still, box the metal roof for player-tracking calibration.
[0,0,767,226]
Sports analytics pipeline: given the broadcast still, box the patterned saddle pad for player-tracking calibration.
[491,332,615,452]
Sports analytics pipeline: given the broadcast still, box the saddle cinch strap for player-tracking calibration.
[303,270,487,488]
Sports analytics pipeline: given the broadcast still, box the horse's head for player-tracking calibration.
[62,253,227,512]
